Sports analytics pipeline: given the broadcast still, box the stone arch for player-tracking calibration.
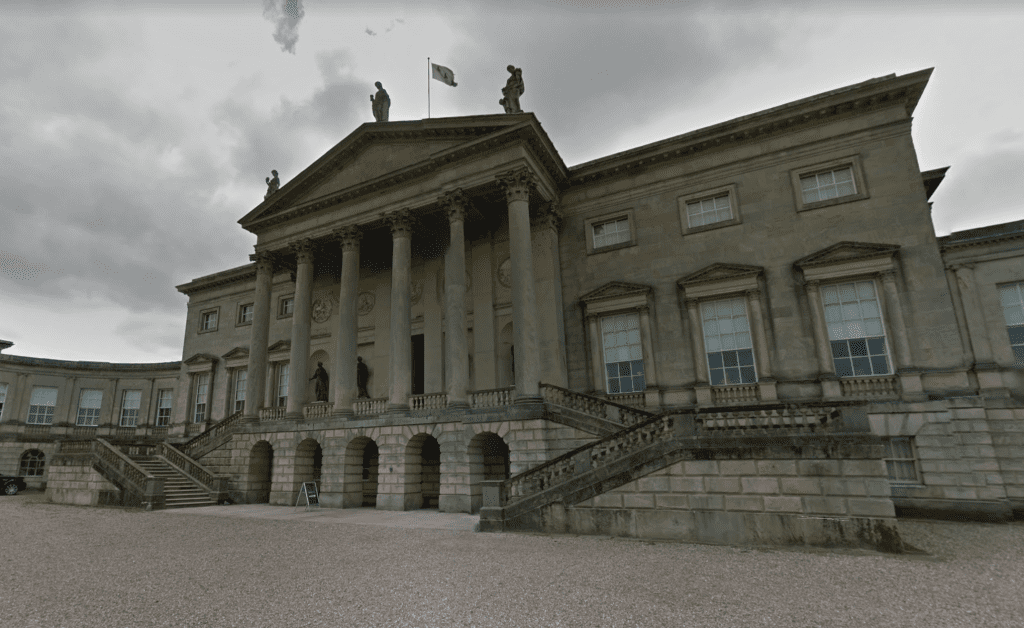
[404,433,441,509]
[499,321,514,387]
[18,449,46,479]
[247,440,274,504]
[467,432,510,513]
[308,349,331,403]
[343,436,379,508]
[293,437,322,498]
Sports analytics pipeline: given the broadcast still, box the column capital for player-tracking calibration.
[803,279,821,292]
[290,239,315,265]
[384,209,415,237]
[532,202,562,232]
[684,297,701,310]
[498,167,535,203]
[948,262,975,272]
[878,269,898,283]
[249,250,277,273]
[439,189,471,223]
[334,226,362,251]
[744,288,763,301]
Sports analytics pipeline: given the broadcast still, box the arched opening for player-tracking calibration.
[468,432,510,513]
[499,322,514,387]
[343,436,378,508]
[405,434,441,509]
[247,441,274,504]
[294,438,322,498]
[19,449,46,479]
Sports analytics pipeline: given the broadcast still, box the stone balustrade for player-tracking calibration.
[185,423,205,436]
[57,439,95,454]
[353,398,388,416]
[181,411,245,458]
[469,387,515,408]
[696,405,839,433]
[259,407,286,421]
[840,375,900,399]
[711,384,759,405]
[411,393,448,410]
[540,384,609,419]
[159,443,229,500]
[607,392,645,408]
[302,402,333,420]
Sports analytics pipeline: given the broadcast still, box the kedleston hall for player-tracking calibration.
[3,68,1024,551]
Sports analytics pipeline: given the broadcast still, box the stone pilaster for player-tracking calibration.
[951,263,995,365]
[531,202,569,388]
[587,315,605,393]
[878,270,925,401]
[745,289,777,401]
[333,227,361,416]
[286,240,315,419]
[805,280,841,399]
[441,190,470,407]
[386,210,414,411]
[499,168,541,401]
[244,251,275,420]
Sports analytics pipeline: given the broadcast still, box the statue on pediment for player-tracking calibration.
[499,65,524,113]
[264,170,280,199]
[371,82,390,122]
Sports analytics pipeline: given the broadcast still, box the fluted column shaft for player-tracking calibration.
[805,281,836,375]
[244,252,274,419]
[500,168,542,400]
[286,241,315,418]
[879,271,913,371]
[685,299,709,384]
[442,191,470,407]
[334,227,361,415]
[387,210,413,411]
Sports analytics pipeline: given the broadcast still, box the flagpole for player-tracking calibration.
[427,57,431,119]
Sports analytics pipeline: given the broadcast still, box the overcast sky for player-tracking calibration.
[1,1,1022,364]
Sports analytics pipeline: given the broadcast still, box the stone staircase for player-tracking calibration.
[131,457,218,508]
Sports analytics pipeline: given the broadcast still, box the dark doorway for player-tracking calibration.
[420,436,441,508]
[312,443,323,483]
[412,334,425,395]
[362,440,379,507]
[248,441,273,504]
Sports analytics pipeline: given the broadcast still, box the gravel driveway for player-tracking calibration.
[2,492,1021,628]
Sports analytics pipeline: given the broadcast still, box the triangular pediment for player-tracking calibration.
[580,281,652,303]
[239,114,568,233]
[222,347,249,360]
[267,340,291,353]
[677,263,764,287]
[183,353,218,366]
[794,242,900,269]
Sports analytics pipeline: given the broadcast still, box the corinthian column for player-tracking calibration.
[441,190,470,408]
[333,227,361,416]
[285,240,315,419]
[386,210,414,411]
[499,168,542,401]
[244,251,274,420]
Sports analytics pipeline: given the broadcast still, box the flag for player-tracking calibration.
[431,63,457,87]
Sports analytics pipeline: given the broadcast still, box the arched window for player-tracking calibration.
[19,449,45,477]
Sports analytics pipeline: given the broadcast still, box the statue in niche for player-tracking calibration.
[309,362,329,402]
[371,82,390,122]
[499,65,524,114]
[264,170,280,199]
[357,356,370,398]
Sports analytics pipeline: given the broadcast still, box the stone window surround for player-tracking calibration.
[583,209,637,256]
[798,252,921,400]
[198,307,219,334]
[678,271,776,404]
[19,449,46,478]
[76,388,103,427]
[790,154,869,213]
[883,436,922,485]
[237,302,254,326]
[678,183,742,235]
[155,389,173,427]
[119,389,142,427]
[26,386,58,425]
[0,381,7,421]
[579,285,658,400]
[185,356,216,425]
[278,294,295,319]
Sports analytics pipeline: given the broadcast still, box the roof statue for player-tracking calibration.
[371,81,390,122]
[499,65,524,114]
[264,170,279,199]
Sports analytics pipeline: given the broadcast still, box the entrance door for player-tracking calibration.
[412,334,425,395]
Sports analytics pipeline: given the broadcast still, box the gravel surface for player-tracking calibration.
[2,492,1022,628]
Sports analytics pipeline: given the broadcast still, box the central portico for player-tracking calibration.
[237,114,571,421]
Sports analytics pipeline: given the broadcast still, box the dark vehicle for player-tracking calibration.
[2,476,27,495]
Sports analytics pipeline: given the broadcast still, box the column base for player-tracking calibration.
[820,375,842,400]
[756,379,778,401]
[694,385,712,406]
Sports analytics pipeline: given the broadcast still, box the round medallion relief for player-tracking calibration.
[311,297,332,323]
[357,292,375,316]
[497,258,513,288]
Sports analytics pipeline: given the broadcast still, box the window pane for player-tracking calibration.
[740,367,756,383]
[709,369,725,385]
[870,356,890,375]
[707,353,723,368]
[834,358,853,377]
[831,341,849,358]
[852,357,871,376]
[738,349,754,366]
[849,339,868,357]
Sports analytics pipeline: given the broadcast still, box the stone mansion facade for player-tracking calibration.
[2,68,1022,547]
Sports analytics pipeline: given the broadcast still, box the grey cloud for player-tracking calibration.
[931,148,1024,233]
[263,0,306,54]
